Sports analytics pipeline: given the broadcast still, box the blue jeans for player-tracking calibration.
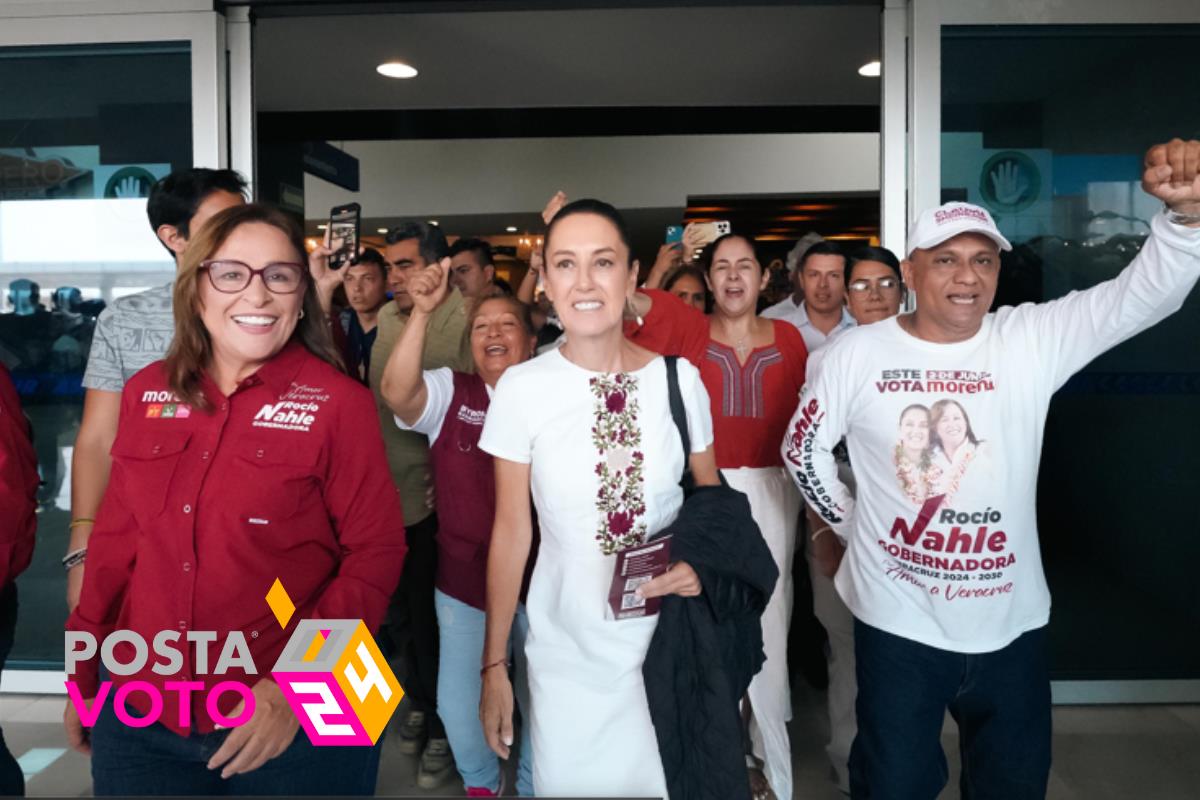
[850,620,1051,800]
[90,698,383,796]
[435,589,533,796]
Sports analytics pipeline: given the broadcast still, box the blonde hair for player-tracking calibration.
[164,203,344,410]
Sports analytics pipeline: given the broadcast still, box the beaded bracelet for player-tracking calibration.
[62,548,87,572]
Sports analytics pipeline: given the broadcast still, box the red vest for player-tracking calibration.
[431,371,533,609]
[432,371,492,609]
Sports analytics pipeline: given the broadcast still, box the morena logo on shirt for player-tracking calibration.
[875,368,997,395]
[141,390,182,403]
[64,579,402,745]
[141,390,191,419]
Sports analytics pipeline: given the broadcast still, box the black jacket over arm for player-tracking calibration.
[643,484,780,800]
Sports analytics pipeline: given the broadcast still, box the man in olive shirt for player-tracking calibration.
[370,220,471,789]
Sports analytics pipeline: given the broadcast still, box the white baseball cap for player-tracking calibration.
[907,202,1012,256]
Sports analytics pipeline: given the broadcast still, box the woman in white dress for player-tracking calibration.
[928,398,988,504]
[478,199,721,797]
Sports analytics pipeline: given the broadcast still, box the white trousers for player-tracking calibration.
[806,529,857,794]
[722,466,798,800]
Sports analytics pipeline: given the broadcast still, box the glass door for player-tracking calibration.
[904,0,1200,701]
[0,6,226,686]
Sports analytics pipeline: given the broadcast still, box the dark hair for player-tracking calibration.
[146,168,247,250]
[846,245,901,286]
[704,232,762,273]
[930,398,981,449]
[385,220,449,264]
[353,246,388,279]
[797,240,846,273]
[544,198,633,257]
[664,265,706,292]
[448,237,494,268]
[166,203,344,410]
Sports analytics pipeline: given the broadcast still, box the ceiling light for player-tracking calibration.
[428,220,439,226]
[858,60,881,78]
[377,61,418,79]
[316,224,327,230]
[377,228,388,234]
[506,226,518,233]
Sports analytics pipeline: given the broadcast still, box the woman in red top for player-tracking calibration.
[630,232,807,800]
[64,204,406,796]
[0,362,38,796]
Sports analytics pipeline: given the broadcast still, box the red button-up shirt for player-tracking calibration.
[67,342,406,735]
[0,363,38,590]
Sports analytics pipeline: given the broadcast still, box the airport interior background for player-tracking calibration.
[1,1,1199,795]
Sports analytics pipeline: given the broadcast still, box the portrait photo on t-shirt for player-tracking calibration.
[891,398,987,507]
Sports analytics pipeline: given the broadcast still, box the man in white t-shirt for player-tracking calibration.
[783,138,1200,799]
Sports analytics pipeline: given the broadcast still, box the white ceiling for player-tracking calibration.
[253,4,881,111]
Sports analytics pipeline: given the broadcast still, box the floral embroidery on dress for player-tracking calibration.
[590,373,647,555]
[894,444,944,505]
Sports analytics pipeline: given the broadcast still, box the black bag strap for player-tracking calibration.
[664,356,691,470]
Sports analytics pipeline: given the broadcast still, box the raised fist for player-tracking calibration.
[409,257,451,314]
[1143,138,1200,215]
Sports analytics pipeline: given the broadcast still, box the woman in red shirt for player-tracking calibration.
[63,204,406,796]
[0,362,38,796]
[630,232,807,800]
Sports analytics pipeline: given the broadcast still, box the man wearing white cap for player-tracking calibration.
[782,138,1200,799]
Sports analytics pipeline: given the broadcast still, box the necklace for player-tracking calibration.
[734,337,751,359]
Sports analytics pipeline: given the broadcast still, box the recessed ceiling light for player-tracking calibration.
[858,60,881,78]
[316,224,328,230]
[377,228,388,234]
[506,226,518,233]
[428,220,439,226]
[377,61,418,79]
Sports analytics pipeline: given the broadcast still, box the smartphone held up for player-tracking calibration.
[328,203,361,270]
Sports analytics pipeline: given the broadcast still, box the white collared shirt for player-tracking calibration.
[762,296,855,352]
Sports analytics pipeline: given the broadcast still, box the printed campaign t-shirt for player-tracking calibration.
[784,211,1200,653]
[82,283,175,391]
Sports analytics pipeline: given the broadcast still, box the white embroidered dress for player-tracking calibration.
[480,349,713,797]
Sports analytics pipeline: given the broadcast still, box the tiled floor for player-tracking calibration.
[4,687,1199,798]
